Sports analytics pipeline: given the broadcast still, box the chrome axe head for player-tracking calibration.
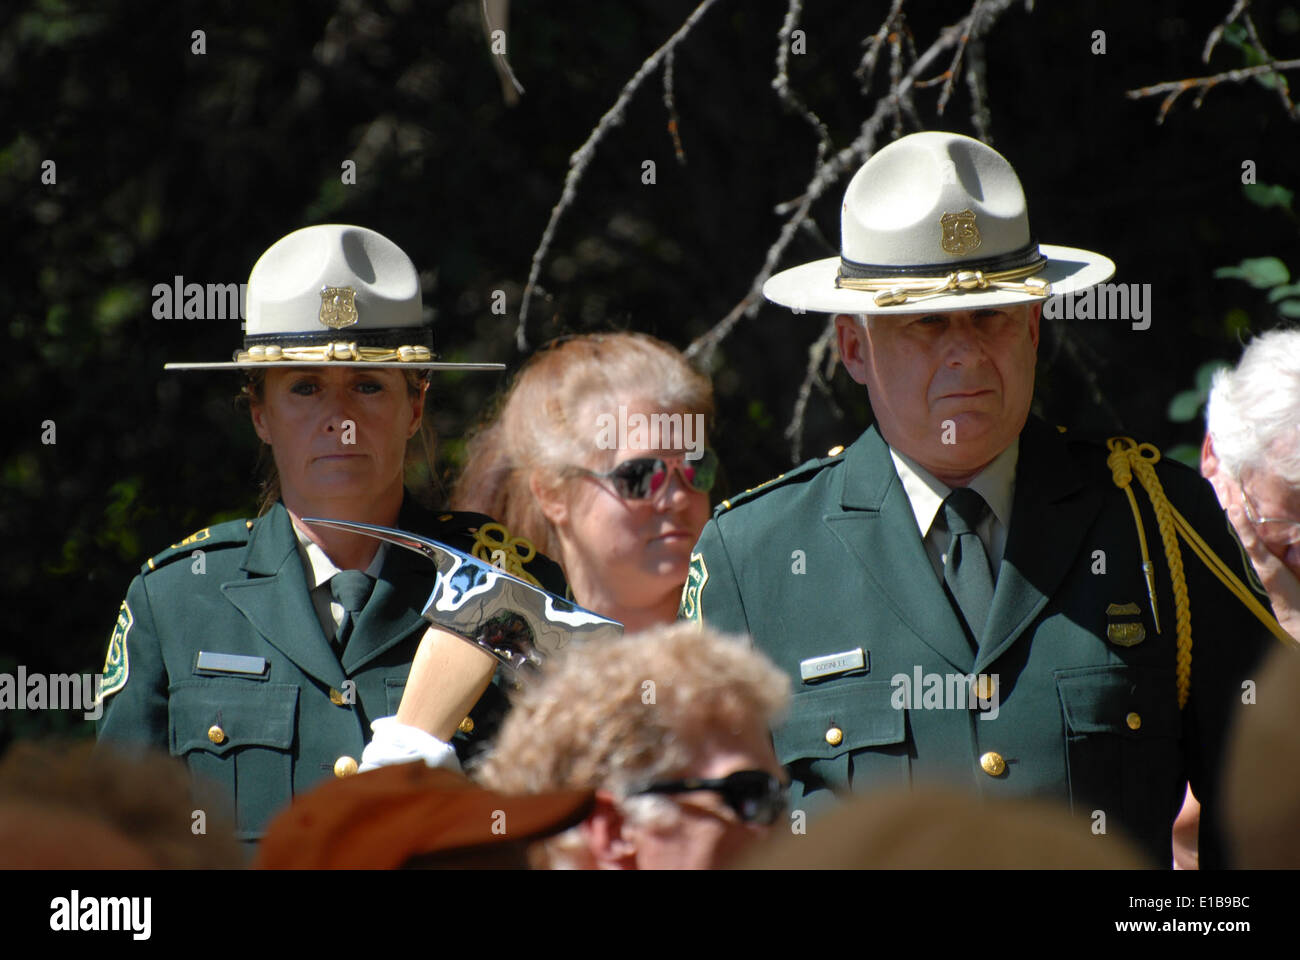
[303,517,623,674]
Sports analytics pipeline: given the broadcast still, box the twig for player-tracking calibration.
[937,0,980,115]
[1126,59,1300,123]
[785,314,838,462]
[856,0,906,96]
[965,35,992,142]
[516,0,720,349]
[773,0,833,152]
[663,47,686,164]
[1202,0,1250,63]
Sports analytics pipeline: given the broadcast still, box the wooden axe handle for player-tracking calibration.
[396,626,498,742]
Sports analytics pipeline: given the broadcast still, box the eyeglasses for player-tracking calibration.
[1241,486,1300,547]
[573,448,719,501]
[634,769,787,825]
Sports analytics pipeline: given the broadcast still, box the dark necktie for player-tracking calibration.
[942,487,994,644]
[329,570,375,653]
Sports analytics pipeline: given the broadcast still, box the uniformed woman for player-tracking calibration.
[96,224,566,847]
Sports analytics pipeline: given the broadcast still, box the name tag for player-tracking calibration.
[799,648,867,683]
[194,651,268,677]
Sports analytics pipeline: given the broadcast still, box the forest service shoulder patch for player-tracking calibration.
[101,600,132,699]
[679,552,709,623]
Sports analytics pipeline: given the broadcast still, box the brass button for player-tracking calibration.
[457,716,475,734]
[825,725,844,747]
[329,688,346,706]
[1126,712,1141,730]
[334,756,359,778]
[207,725,225,745]
[974,675,996,701]
[826,445,845,457]
[980,751,1006,776]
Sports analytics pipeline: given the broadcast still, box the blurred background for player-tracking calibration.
[2,0,1298,746]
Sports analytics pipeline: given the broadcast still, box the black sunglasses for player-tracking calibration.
[574,448,719,501]
[634,769,787,825]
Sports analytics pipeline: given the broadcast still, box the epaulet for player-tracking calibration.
[715,444,849,515]
[141,518,254,574]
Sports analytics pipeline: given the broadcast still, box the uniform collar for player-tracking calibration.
[889,439,1019,539]
[291,521,387,588]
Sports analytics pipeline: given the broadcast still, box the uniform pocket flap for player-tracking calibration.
[1055,664,1179,739]
[773,678,905,763]
[168,679,298,755]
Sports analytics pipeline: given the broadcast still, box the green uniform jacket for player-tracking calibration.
[684,417,1273,867]
[96,497,566,845]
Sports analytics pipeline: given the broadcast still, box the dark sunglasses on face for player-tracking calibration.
[576,448,719,500]
[634,769,787,825]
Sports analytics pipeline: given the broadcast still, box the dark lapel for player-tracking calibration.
[340,497,437,674]
[822,425,975,673]
[221,503,345,690]
[973,417,1106,673]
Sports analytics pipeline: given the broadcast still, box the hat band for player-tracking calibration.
[839,239,1042,279]
[236,326,436,363]
[235,342,435,363]
[836,241,1050,307]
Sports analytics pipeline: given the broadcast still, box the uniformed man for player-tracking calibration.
[97,225,567,849]
[681,131,1291,867]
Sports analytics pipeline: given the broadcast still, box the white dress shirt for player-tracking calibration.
[889,439,1019,584]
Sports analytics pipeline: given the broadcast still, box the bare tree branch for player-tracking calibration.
[1126,59,1300,123]
[784,314,838,462]
[687,0,1019,377]
[516,0,721,349]
[1132,1,1296,123]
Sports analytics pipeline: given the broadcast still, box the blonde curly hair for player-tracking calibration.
[473,622,789,867]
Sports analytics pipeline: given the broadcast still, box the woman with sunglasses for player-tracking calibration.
[453,332,715,630]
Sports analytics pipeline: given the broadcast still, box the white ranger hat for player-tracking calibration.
[763,131,1115,315]
[165,224,504,371]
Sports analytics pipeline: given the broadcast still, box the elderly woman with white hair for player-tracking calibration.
[1201,328,1300,640]
[1171,327,1300,869]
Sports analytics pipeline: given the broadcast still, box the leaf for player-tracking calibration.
[1267,282,1300,302]
[1164,444,1202,470]
[1213,257,1290,288]
[1277,299,1300,318]
[1242,183,1294,213]
[1194,360,1230,393]
[1167,390,1205,423]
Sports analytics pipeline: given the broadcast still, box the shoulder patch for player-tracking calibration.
[715,454,842,515]
[142,519,252,574]
[100,600,132,700]
[679,552,709,622]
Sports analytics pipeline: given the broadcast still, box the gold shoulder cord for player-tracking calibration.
[1106,437,1296,710]
[471,522,542,588]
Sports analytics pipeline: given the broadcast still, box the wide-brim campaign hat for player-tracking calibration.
[763,131,1115,315]
[165,224,504,371]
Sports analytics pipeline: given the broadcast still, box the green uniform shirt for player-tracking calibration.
[96,496,566,845]
[683,416,1273,867]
